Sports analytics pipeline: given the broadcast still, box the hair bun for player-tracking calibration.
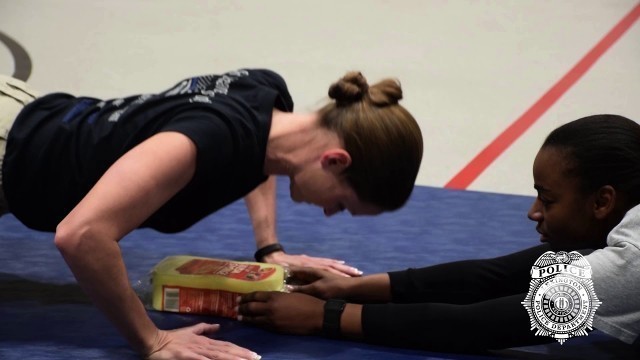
[328,71,403,107]
[328,71,369,107]
[368,78,403,106]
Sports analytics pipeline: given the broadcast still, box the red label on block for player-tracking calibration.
[162,286,238,318]
[175,259,276,281]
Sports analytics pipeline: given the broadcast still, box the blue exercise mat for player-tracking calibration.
[0,179,635,359]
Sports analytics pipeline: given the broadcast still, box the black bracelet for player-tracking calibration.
[254,243,285,262]
[322,299,346,338]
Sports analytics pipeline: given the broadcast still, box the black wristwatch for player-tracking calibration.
[254,243,285,262]
[322,299,347,338]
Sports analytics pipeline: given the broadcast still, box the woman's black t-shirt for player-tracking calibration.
[3,69,293,232]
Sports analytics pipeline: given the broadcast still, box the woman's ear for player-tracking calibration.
[320,149,351,172]
[593,185,616,219]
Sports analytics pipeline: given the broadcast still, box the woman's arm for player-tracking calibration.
[238,291,552,352]
[287,245,551,304]
[244,176,279,250]
[55,132,258,360]
[389,244,552,304]
[360,294,553,352]
[288,266,392,303]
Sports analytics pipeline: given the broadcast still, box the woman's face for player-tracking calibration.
[528,147,603,250]
[288,155,382,217]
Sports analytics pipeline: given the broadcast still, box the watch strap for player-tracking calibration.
[254,243,285,262]
[322,299,347,338]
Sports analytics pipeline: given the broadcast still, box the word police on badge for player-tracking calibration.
[521,251,601,344]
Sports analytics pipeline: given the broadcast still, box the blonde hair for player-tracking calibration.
[318,71,423,210]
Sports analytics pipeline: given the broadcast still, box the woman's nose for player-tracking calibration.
[527,200,542,221]
[324,208,337,217]
[323,206,343,217]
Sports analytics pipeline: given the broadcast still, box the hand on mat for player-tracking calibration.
[263,251,363,277]
[284,266,352,300]
[146,323,261,360]
[237,291,324,335]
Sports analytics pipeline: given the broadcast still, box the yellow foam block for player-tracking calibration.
[149,255,286,318]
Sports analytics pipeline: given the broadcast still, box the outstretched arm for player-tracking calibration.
[244,176,363,277]
[286,266,392,303]
[55,132,259,360]
[238,291,552,352]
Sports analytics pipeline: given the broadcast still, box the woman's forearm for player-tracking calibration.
[55,228,158,354]
[359,295,552,352]
[244,176,279,249]
[340,303,364,339]
[345,273,392,303]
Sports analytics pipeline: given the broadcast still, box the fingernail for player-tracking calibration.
[337,260,346,264]
[237,315,243,321]
[236,296,242,303]
[285,284,295,292]
[252,353,262,360]
[233,306,239,313]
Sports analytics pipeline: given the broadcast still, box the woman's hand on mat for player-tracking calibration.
[146,323,261,360]
[237,292,324,335]
[284,266,352,299]
[263,251,363,277]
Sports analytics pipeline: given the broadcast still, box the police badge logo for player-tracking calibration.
[521,251,601,344]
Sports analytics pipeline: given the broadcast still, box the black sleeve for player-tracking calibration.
[246,69,294,112]
[389,244,552,304]
[360,244,597,351]
[362,294,554,352]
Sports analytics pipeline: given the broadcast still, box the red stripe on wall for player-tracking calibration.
[445,2,640,190]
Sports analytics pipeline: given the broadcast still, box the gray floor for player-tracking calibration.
[2,0,639,195]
